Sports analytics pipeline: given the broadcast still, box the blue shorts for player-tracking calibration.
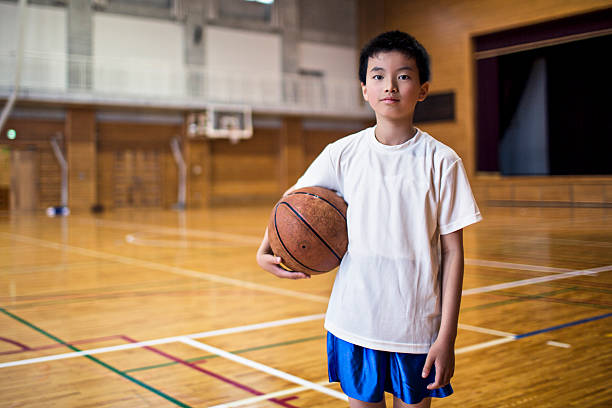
[327,332,453,404]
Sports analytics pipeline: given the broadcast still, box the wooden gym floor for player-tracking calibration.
[0,204,611,407]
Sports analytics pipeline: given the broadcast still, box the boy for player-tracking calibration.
[257,31,482,407]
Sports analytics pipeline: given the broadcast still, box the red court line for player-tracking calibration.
[0,337,31,353]
[2,333,300,406]
[119,335,300,408]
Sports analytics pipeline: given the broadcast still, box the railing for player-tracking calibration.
[0,52,370,117]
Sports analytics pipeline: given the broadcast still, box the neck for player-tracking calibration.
[374,119,416,146]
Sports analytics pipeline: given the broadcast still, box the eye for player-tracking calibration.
[372,74,383,80]
[398,74,411,80]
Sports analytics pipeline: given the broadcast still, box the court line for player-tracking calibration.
[125,232,257,248]
[0,232,328,304]
[208,335,518,408]
[464,259,571,274]
[124,334,325,373]
[454,337,516,354]
[207,313,612,407]
[84,216,594,275]
[180,337,348,402]
[547,341,571,348]
[120,335,298,408]
[0,313,324,369]
[208,380,332,408]
[0,307,191,408]
[85,217,261,245]
[457,324,515,338]
[5,232,608,306]
[514,312,612,339]
[462,265,612,296]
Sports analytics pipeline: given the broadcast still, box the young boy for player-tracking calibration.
[256,31,482,408]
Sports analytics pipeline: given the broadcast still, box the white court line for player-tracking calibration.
[210,334,518,408]
[0,314,507,369]
[0,232,328,304]
[208,380,332,408]
[462,264,612,296]
[455,337,516,354]
[464,259,571,274]
[82,217,591,275]
[85,218,261,245]
[0,314,324,369]
[458,323,516,338]
[546,341,571,348]
[125,233,253,248]
[180,337,348,402]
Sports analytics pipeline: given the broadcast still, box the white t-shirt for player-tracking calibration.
[294,126,482,353]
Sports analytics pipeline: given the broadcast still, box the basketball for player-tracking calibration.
[268,187,348,274]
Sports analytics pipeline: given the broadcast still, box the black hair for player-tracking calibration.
[359,30,431,85]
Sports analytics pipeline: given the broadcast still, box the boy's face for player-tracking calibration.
[361,51,429,123]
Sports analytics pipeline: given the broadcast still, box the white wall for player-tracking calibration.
[0,2,67,90]
[93,12,184,96]
[205,25,282,104]
[300,42,357,80]
[299,42,360,110]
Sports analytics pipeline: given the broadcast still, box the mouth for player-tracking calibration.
[381,98,399,103]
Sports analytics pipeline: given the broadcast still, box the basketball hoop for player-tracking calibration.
[205,104,253,143]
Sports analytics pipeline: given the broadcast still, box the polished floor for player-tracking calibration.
[0,204,611,407]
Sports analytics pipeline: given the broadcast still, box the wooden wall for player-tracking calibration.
[0,112,361,212]
[376,0,612,205]
[66,109,96,212]
[0,118,64,212]
[97,122,181,210]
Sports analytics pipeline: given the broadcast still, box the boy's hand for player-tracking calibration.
[256,227,310,279]
[256,252,311,279]
[422,337,455,390]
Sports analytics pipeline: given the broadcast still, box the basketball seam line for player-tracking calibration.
[279,202,342,263]
[274,203,325,273]
[275,202,341,272]
[287,192,347,221]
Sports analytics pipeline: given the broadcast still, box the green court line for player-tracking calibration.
[462,286,612,312]
[125,335,325,373]
[461,287,577,312]
[0,307,192,408]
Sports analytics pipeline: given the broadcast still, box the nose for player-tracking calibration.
[385,77,398,93]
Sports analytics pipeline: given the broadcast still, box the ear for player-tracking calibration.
[361,82,368,102]
[417,82,430,102]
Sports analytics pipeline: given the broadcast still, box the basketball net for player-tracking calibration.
[229,131,241,144]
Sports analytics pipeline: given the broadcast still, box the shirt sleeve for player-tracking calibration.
[293,144,342,194]
[438,158,482,235]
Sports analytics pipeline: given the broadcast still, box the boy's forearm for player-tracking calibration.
[437,232,465,344]
[257,227,271,256]
[258,184,296,257]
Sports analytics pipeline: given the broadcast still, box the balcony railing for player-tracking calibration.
[0,51,371,117]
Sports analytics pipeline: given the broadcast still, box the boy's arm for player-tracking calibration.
[256,184,311,280]
[422,228,464,389]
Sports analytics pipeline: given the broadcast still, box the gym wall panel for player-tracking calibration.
[205,26,282,76]
[299,42,358,80]
[92,12,184,96]
[93,12,183,62]
[0,3,67,90]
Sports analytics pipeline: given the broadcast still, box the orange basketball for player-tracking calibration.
[268,186,348,274]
